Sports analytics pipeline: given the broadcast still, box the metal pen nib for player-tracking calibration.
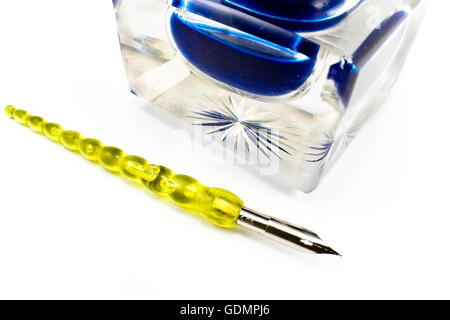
[238,207,341,256]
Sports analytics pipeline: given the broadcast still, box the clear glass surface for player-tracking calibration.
[113,0,424,192]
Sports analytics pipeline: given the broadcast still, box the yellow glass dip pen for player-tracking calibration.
[5,105,339,255]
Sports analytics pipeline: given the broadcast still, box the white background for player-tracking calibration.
[0,1,448,299]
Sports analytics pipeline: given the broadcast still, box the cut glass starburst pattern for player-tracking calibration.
[305,141,333,163]
[190,96,295,160]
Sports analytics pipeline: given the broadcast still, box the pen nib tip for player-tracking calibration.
[309,241,341,256]
[323,248,341,256]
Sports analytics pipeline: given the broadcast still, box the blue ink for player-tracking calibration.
[328,10,409,107]
[173,0,308,53]
[112,0,121,8]
[172,0,363,32]
[328,61,359,107]
[353,10,409,68]
[170,12,319,97]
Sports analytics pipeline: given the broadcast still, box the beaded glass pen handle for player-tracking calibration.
[5,105,339,255]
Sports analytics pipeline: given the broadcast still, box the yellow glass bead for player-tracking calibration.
[98,146,125,172]
[5,105,16,118]
[119,155,159,183]
[43,123,64,142]
[5,108,245,230]
[13,109,30,125]
[199,188,243,228]
[146,166,176,194]
[60,130,83,151]
[27,116,46,133]
[79,138,103,161]
[168,174,204,209]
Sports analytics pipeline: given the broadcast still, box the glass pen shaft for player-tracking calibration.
[5,105,339,255]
